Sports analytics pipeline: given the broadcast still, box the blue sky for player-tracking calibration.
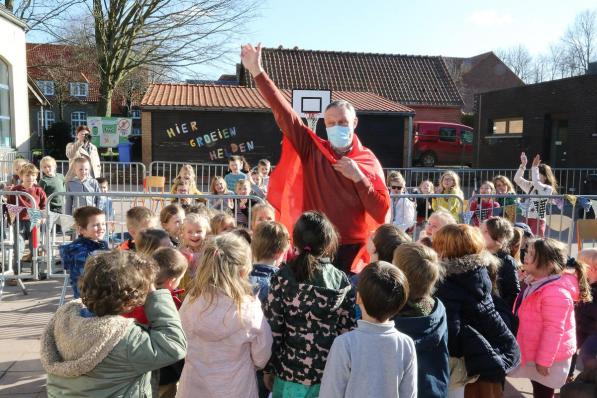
[26,0,597,80]
[192,0,597,79]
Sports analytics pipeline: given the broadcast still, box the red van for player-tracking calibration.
[413,121,474,167]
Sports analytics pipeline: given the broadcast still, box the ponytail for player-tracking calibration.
[568,257,593,303]
[291,250,320,283]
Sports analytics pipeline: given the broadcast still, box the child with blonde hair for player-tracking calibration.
[432,170,463,222]
[250,202,275,232]
[233,179,257,228]
[7,158,27,188]
[208,176,234,211]
[177,233,272,398]
[170,164,201,195]
[118,206,159,251]
[510,238,591,397]
[41,250,186,397]
[210,212,236,235]
[178,213,211,291]
[39,155,65,214]
[493,175,518,222]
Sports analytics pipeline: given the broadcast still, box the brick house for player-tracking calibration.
[473,69,597,170]
[238,47,464,124]
[444,52,524,114]
[26,43,142,155]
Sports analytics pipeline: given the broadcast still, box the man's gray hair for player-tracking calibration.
[325,100,357,119]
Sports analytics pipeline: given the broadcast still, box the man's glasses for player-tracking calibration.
[390,186,403,190]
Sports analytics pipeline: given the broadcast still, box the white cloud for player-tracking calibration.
[468,10,514,27]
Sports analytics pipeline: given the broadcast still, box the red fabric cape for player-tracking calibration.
[266,128,390,273]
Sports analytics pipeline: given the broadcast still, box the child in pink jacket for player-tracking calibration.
[177,233,273,398]
[510,238,592,398]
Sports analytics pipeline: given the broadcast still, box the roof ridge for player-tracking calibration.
[262,47,443,59]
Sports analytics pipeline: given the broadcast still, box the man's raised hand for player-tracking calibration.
[241,43,264,77]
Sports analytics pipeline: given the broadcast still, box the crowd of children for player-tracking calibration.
[1,149,587,398]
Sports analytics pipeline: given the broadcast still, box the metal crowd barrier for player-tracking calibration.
[389,193,465,241]
[384,167,597,196]
[43,191,264,305]
[56,160,146,192]
[149,161,229,192]
[0,191,40,299]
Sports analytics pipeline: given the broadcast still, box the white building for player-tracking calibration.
[0,5,30,154]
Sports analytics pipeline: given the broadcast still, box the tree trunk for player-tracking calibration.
[97,81,113,117]
[5,0,13,11]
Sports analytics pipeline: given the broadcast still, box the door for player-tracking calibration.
[438,126,458,164]
[550,118,568,167]
[459,129,474,166]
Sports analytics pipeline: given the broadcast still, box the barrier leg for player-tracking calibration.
[59,274,69,307]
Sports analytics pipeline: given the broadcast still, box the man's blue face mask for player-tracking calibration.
[326,125,353,149]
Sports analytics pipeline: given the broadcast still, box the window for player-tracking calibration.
[37,110,55,131]
[461,130,474,144]
[69,82,89,97]
[492,118,523,134]
[0,58,11,147]
[439,127,457,142]
[132,127,141,136]
[130,109,141,119]
[71,111,87,133]
[37,80,54,96]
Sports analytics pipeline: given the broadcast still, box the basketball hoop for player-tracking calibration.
[305,112,320,132]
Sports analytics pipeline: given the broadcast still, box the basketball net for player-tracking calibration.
[305,112,319,132]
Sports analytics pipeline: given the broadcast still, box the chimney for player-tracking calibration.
[588,61,597,76]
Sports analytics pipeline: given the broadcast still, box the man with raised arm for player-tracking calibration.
[241,43,390,274]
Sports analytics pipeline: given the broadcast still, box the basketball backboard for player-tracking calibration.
[291,89,332,119]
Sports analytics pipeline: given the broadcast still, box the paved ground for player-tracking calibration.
[0,279,541,397]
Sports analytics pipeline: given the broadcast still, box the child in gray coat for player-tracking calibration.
[65,157,101,215]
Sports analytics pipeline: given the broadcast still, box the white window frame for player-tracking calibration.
[71,111,87,134]
[37,109,55,131]
[0,58,11,148]
[130,109,141,119]
[69,82,89,97]
[37,80,55,96]
[132,127,141,136]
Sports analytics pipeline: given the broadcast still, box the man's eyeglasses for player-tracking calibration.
[390,186,403,190]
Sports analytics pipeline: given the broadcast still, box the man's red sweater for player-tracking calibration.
[256,73,389,245]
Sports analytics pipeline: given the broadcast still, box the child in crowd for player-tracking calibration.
[510,238,591,397]
[387,171,416,232]
[250,170,266,198]
[9,163,47,265]
[432,170,464,222]
[96,177,114,221]
[416,180,435,226]
[208,176,234,211]
[481,217,520,309]
[58,207,108,298]
[433,224,520,398]
[320,261,417,398]
[576,249,597,354]
[153,247,189,397]
[40,250,187,397]
[233,179,257,228]
[250,202,275,232]
[210,211,236,235]
[493,175,518,222]
[392,243,449,398]
[510,227,524,265]
[178,213,210,291]
[160,204,185,246]
[514,152,558,237]
[257,158,271,189]
[118,206,159,251]
[469,181,500,226]
[232,227,252,244]
[65,157,101,215]
[171,165,201,195]
[418,210,456,246]
[366,223,411,263]
[39,156,65,214]
[7,158,27,188]
[171,179,193,211]
[177,233,273,398]
[136,229,172,256]
[264,211,356,396]
[224,155,248,192]
[249,221,290,303]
